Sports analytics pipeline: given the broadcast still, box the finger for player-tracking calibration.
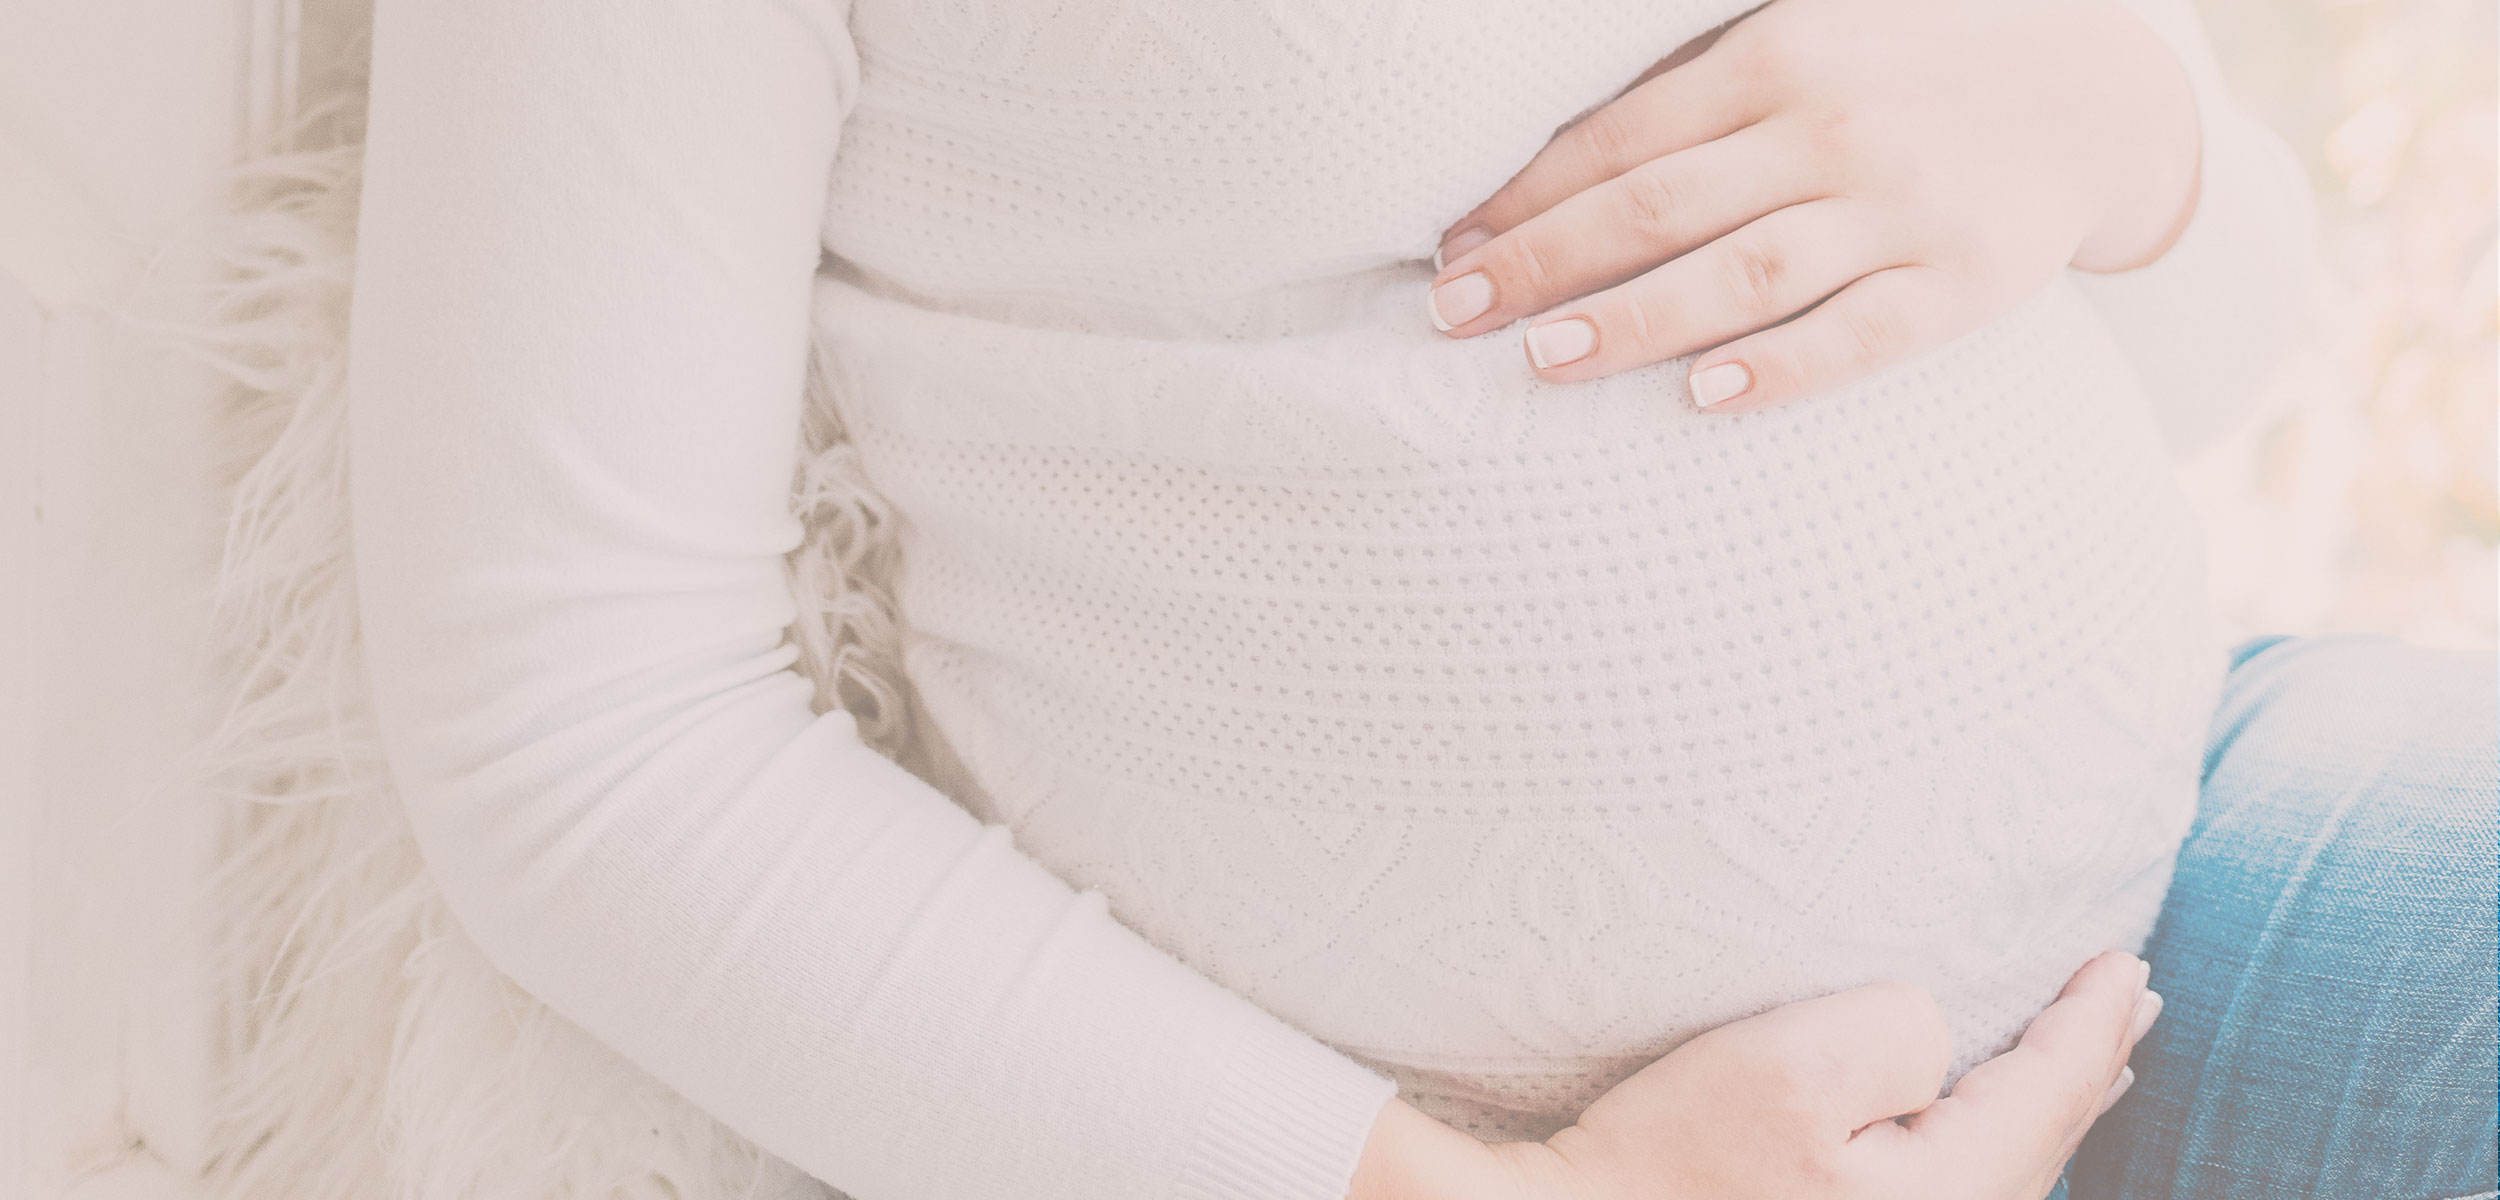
[1678,263,1971,414]
[2032,1055,2144,1200]
[2124,987,2164,1059]
[1902,951,2148,1148]
[2029,987,2160,1199]
[2095,1064,2138,1121]
[1437,42,1766,259]
[1692,979,1954,1135]
[2010,950,2153,1084]
[1514,199,1897,381]
[2039,1006,2157,1194]
[1854,953,2148,1195]
[2073,988,2161,1130]
[1427,126,1822,337]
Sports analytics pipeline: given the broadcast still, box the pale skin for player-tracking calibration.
[1362,0,2203,1194]
[1350,952,2163,1200]
[1424,0,2203,413]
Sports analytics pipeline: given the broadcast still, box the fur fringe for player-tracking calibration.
[136,13,910,1197]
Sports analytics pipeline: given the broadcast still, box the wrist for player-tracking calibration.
[1344,1100,1520,1200]
[2070,1,2204,273]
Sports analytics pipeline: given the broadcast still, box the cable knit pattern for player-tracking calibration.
[821,277,2222,1137]
[803,0,2230,1140]
[346,0,2311,1193]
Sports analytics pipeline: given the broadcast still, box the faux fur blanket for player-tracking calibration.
[169,17,911,1199]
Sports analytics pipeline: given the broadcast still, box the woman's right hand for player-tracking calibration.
[1480,950,2161,1200]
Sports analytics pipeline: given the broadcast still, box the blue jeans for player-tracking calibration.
[2055,634,2498,1199]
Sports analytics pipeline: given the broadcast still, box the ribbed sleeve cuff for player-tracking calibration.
[1174,1024,1401,1200]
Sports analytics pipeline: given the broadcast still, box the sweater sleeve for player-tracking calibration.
[2070,0,2322,457]
[342,5,1399,1200]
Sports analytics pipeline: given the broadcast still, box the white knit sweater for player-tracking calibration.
[346,1,2314,1198]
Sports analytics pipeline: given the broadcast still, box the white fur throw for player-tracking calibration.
[169,18,910,1198]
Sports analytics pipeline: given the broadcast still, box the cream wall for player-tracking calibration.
[1,4,272,1199]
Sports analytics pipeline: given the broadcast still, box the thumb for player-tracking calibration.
[1885,951,2150,1180]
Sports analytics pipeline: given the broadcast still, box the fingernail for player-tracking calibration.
[1524,317,1597,369]
[2138,956,2153,988]
[1435,226,1492,270]
[1688,361,1751,407]
[1429,272,1495,331]
[2128,990,2164,1042]
[2102,1065,2136,1108]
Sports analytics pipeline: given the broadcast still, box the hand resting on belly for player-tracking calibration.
[1426,0,2204,413]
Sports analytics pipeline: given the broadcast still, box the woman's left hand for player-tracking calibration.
[1425,0,2203,413]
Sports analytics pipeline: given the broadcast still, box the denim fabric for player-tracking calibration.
[2059,634,2499,1200]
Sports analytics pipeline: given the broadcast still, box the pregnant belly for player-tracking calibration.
[822,273,2221,1137]
[928,739,2191,1140]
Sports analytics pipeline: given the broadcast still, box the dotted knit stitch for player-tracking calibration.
[812,0,2223,1140]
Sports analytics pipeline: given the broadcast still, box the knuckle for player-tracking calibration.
[1575,105,1649,177]
[1618,290,1666,351]
[1734,24,1812,89]
[1745,345,1800,400]
[1884,145,1950,210]
[1799,104,1857,157]
[1722,239,1787,308]
[1751,1033,1841,1108]
[1743,1048,1812,1107]
[1838,299,1899,363]
[1616,164,1685,243]
[2061,1071,2107,1122]
[1780,1137,1849,1191]
[1501,237,1558,297]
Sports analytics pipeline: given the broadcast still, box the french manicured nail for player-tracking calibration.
[1435,226,1492,270]
[1524,317,1596,368]
[2128,990,2164,1042]
[1429,272,1495,331]
[2102,1065,2136,1108]
[1688,361,1751,407]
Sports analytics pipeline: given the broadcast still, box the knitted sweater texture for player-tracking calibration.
[346,1,2315,1197]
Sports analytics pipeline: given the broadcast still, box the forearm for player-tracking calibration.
[350,3,1400,1197]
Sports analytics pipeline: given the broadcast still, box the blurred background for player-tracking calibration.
[2187,0,2497,649]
